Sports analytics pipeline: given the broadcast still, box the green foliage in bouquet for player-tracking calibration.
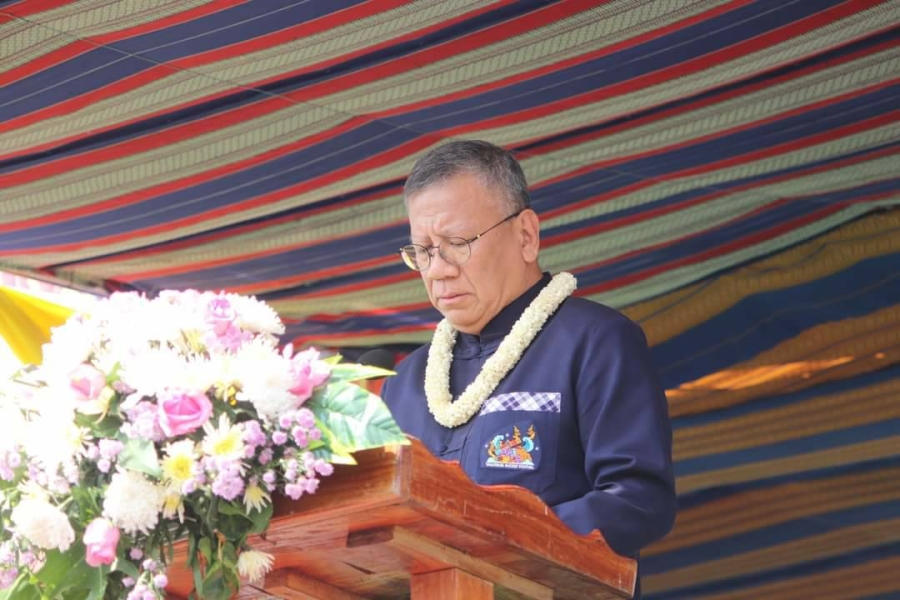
[0,290,406,599]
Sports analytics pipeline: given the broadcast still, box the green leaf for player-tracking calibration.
[113,555,139,580]
[216,501,246,518]
[327,363,395,383]
[217,511,252,542]
[312,381,408,454]
[117,437,161,478]
[0,572,40,600]
[198,537,213,563]
[248,503,273,535]
[321,353,343,365]
[312,418,356,465]
[85,565,108,600]
[34,547,83,588]
[35,544,98,598]
[200,563,228,599]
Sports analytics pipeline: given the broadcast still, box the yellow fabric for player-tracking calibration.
[0,286,75,366]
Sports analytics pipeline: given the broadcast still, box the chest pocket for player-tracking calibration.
[461,392,561,495]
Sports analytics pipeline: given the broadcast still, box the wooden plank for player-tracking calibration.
[165,439,635,599]
[348,526,553,600]
[411,568,494,600]
[402,440,636,597]
[264,569,367,600]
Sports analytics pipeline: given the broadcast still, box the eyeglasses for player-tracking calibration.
[398,209,524,271]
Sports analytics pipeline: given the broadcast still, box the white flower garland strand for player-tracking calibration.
[425,272,577,428]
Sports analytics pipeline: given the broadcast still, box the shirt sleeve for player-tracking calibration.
[551,316,676,557]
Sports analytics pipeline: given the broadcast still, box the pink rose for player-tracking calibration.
[69,363,106,402]
[288,348,331,402]
[158,389,213,437]
[83,518,119,567]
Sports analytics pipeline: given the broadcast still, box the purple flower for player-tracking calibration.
[98,439,124,460]
[85,444,100,461]
[211,468,245,501]
[313,459,334,477]
[271,431,287,445]
[0,567,18,589]
[242,420,266,447]
[283,483,304,500]
[123,401,165,441]
[296,409,315,429]
[129,547,143,561]
[153,574,168,588]
[291,426,308,447]
[97,458,112,473]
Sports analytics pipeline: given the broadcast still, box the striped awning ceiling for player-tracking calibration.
[1,1,899,598]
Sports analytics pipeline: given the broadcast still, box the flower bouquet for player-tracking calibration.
[0,290,406,599]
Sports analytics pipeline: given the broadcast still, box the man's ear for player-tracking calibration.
[518,208,540,263]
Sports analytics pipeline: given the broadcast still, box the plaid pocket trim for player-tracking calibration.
[479,392,561,415]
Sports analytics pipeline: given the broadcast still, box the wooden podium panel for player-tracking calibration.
[166,437,636,599]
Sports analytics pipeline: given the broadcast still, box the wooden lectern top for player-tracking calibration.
[165,437,636,599]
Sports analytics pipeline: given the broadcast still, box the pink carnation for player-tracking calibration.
[83,518,119,567]
[288,348,330,402]
[69,363,106,402]
[205,295,236,336]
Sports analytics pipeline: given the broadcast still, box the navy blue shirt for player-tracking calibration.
[382,273,676,594]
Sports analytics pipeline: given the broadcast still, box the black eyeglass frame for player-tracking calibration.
[398,209,525,271]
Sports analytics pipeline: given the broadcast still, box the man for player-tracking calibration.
[380,140,675,597]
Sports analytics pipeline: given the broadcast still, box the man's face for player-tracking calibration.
[407,172,530,335]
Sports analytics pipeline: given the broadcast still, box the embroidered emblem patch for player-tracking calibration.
[484,420,541,470]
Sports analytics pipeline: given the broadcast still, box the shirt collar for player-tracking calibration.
[456,272,552,348]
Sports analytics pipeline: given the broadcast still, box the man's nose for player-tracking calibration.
[425,248,458,280]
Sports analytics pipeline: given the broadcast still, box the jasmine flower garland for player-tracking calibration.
[425,272,577,428]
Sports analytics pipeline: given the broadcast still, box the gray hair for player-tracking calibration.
[403,140,530,214]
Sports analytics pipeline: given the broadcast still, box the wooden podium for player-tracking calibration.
[165,437,636,599]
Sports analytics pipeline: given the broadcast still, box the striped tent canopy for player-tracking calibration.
[1,1,899,598]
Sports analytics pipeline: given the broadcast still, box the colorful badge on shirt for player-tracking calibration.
[483,420,541,470]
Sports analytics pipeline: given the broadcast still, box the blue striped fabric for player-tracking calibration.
[1,1,899,597]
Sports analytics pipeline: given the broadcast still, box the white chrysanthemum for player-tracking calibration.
[118,348,214,399]
[232,339,296,420]
[0,387,27,451]
[147,295,207,346]
[228,295,284,335]
[236,549,274,582]
[103,470,166,534]
[39,317,97,375]
[206,353,241,391]
[22,391,83,472]
[10,497,75,551]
